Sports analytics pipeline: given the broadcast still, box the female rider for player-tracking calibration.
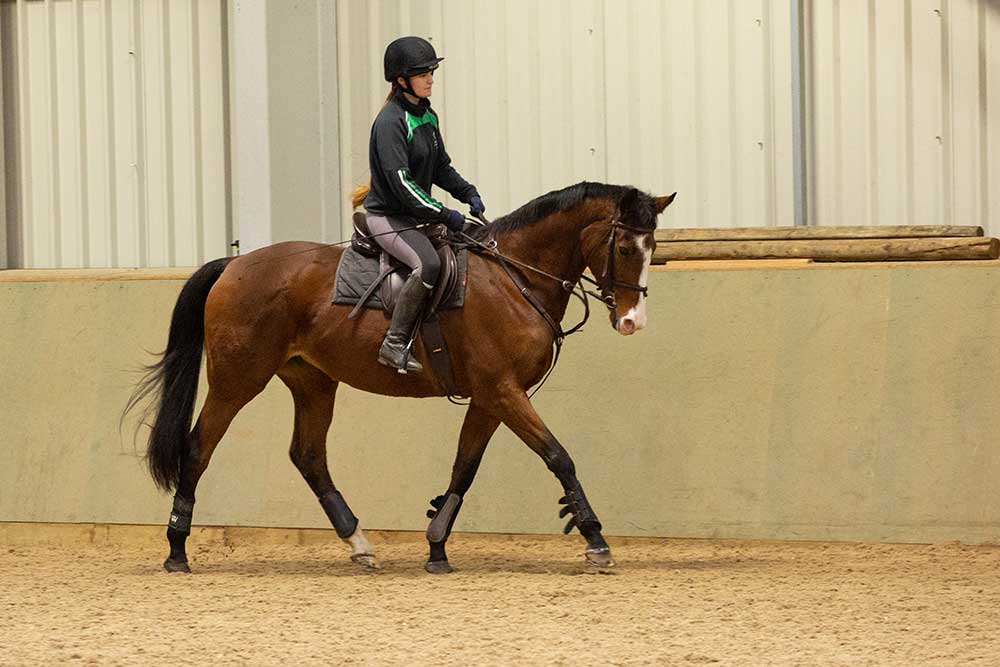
[361,36,485,373]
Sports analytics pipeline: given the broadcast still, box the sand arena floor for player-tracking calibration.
[1,525,998,666]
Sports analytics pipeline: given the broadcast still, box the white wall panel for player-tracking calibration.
[5,0,996,264]
[1,0,228,268]
[336,0,795,238]
[0,6,6,268]
[989,0,1000,236]
[806,0,999,236]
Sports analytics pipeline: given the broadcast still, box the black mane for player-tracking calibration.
[470,182,655,239]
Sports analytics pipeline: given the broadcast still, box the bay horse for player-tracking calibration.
[125,181,676,574]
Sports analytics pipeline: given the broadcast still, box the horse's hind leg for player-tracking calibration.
[277,359,376,569]
[491,388,615,569]
[165,387,258,572]
[424,402,500,574]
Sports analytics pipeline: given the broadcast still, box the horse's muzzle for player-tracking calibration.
[616,317,637,335]
[613,303,646,336]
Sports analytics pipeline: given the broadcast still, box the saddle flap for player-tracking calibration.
[352,211,371,235]
[379,253,406,314]
[351,211,380,258]
[379,245,458,316]
[428,245,458,313]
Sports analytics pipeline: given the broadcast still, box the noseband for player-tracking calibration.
[599,215,652,311]
[456,211,654,400]
[463,213,653,319]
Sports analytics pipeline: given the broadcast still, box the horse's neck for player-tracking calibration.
[492,202,609,322]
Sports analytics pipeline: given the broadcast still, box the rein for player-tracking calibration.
[461,212,652,321]
[452,229,576,399]
[457,212,652,398]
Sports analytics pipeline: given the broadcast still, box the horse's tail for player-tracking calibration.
[351,183,370,210]
[122,257,233,492]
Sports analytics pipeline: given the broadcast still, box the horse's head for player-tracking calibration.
[582,188,676,335]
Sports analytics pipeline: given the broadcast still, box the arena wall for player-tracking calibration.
[2,263,999,544]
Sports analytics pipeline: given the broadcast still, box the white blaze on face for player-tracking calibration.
[617,239,651,335]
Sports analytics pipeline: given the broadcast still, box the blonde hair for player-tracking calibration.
[351,183,370,210]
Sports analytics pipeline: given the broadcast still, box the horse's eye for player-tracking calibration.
[617,244,633,256]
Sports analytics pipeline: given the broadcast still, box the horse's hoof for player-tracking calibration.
[424,560,454,575]
[163,558,191,573]
[351,553,379,569]
[585,548,616,569]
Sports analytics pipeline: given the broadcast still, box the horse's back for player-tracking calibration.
[214,241,342,293]
[205,241,345,343]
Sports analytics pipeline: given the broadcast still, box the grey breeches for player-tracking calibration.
[365,213,441,288]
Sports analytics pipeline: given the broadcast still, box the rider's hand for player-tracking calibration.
[444,208,466,232]
[469,196,486,217]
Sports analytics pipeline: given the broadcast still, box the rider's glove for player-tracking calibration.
[444,208,466,232]
[469,195,486,217]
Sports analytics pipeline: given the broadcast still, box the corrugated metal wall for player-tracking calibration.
[335,0,796,239]
[1,0,228,269]
[337,0,1000,238]
[805,0,999,231]
[2,1,997,267]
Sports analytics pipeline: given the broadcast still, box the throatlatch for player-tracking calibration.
[319,489,359,538]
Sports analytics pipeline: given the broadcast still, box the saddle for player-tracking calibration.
[337,212,466,315]
[332,212,468,395]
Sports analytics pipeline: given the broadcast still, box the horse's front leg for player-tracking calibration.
[424,402,500,574]
[493,388,614,568]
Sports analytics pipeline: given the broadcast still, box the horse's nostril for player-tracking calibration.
[619,318,636,335]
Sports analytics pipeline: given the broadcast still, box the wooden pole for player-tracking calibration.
[652,237,1000,263]
[655,225,984,243]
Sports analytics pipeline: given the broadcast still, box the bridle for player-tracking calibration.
[598,213,652,311]
[462,211,652,318]
[456,211,653,399]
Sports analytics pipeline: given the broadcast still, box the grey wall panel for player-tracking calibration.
[335,0,794,239]
[3,1,998,263]
[805,0,999,236]
[1,0,228,268]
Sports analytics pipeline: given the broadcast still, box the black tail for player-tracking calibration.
[122,257,233,492]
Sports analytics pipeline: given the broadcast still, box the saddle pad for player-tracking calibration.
[332,246,468,311]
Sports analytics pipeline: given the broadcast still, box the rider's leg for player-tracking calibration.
[380,273,430,372]
[366,214,441,373]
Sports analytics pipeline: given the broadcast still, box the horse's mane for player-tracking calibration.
[470,181,652,240]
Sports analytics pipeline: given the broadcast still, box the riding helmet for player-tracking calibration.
[383,36,444,82]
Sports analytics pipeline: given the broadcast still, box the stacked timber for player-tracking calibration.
[652,225,999,264]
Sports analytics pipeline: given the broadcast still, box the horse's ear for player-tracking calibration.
[654,192,677,214]
[618,187,640,213]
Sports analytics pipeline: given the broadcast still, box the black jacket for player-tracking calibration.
[363,91,478,223]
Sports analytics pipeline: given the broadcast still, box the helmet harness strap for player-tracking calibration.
[395,76,418,97]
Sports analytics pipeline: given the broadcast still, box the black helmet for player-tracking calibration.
[383,36,444,83]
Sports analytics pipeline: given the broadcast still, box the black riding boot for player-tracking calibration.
[378,273,429,373]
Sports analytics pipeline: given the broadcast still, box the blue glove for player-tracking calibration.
[469,195,486,217]
[444,208,466,232]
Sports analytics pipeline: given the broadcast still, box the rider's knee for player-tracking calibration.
[420,256,441,287]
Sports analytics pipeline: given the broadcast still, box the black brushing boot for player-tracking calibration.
[378,272,429,373]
